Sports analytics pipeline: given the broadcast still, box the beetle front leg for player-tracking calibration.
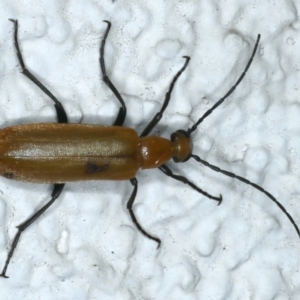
[140,56,190,137]
[159,164,222,205]
[100,21,127,126]
[9,19,68,124]
[0,184,64,278]
[127,178,161,248]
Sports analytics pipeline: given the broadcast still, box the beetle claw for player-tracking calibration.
[156,240,161,249]
[217,194,223,206]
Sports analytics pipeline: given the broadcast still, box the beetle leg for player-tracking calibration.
[0,184,64,278]
[140,56,190,137]
[159,164,222,205]
[100,21,127,126]
[9,19,68,123]
[128,178,161,248]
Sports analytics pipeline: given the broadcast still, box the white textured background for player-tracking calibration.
[0,1,299,299]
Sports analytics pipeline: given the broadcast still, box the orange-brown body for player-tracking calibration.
[0,123,191,183]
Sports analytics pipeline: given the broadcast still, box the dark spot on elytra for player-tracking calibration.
[87,161,109,173]
[3,172,14,179]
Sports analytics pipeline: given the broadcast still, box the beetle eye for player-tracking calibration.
[171,129,189,142]
[173,155,190,163]
[170,132,176,142]
[176,129,189,137]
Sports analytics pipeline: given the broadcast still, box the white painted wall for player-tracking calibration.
[0,1,299,299]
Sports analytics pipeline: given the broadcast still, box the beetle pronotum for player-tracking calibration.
[0,19,299,278]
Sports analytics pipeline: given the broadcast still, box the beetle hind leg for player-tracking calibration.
[0,184,64,278]
[100,21,127,126]
[9,19,68,124]
[127,178,161,248]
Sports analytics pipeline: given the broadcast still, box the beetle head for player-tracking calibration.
[170,130,192,163]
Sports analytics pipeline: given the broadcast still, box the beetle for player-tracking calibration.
[0,19,299,279]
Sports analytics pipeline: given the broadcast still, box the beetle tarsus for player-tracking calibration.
[156,240,161,249]
[217,194,223,206]
[0,273,9,279]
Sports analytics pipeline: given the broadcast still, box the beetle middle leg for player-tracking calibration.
[9,19,67,124]
[127,178,161,247]
[99,22,162,245]
[99,22,154,245]
[0,184,64,278]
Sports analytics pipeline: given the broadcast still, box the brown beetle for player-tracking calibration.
[0,19,298,278]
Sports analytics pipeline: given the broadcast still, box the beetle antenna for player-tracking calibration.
[187,34,261,136]
[191,154,300,239]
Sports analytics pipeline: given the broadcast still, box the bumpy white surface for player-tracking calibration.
[0,1,300,299]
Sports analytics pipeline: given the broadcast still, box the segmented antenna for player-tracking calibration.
[187,34,261,136]
[184,34,300,239]
[191,154,300,239]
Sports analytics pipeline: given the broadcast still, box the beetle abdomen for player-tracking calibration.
[0,124,140,183]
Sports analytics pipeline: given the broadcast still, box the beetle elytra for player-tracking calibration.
[0,19,299,278]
